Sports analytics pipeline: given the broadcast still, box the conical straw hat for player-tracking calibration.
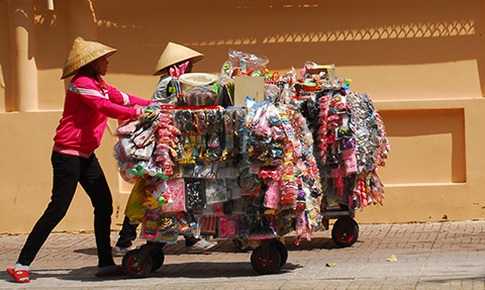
[61,37,117,79]
[153,42,204,75]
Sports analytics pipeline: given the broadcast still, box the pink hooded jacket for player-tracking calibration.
[53,73,152,158]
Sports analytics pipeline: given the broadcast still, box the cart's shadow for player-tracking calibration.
[42,237,346,282]
[73,235,350,258]
[145,261,301,278]
[29,261,302,282]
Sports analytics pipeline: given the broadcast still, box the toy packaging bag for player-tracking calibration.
[205,178,229,204]
[185,178,206,211]
[198,215,218,237]
[161,178,187,213]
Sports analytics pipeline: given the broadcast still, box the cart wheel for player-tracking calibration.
[250,245,281,274]
[331,216,359,247]
[270,240,288,268]
[149,245,165,272]
[122,249,153,278]
[232,238,250,252]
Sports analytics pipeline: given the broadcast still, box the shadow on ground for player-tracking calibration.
[6,261,302,282]
[74,235,345,257]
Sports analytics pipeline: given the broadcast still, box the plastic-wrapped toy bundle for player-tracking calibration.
[304,87,389,210]
[239,98,323,242]
[221,49,270,79]
[171,106,246,170]
[113,106,178,183]
[113,105,249,237]
[294,62,389,211]
[115,105,246,182]
[218,49,270,107]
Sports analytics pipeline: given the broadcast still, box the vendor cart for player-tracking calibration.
[114,99,320,277]
[113,55,388,277]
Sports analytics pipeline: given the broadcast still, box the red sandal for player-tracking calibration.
[7,268,30,283]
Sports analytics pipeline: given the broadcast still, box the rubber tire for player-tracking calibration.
[270,240,288,268]
[331,216,359,247]
[122,249,153,278]
[149,246,164,272]
[250,245,281,275]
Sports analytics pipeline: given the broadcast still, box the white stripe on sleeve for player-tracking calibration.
[121,92,131,106]
[68,83,108,99]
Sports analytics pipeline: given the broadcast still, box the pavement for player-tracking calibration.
[0,220,484,290]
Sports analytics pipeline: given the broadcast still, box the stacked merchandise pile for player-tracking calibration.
[113,51,323,245]
[113,105,248,242]
[113,54,389,250]
[239,99,322,243]
[297,63,390,211]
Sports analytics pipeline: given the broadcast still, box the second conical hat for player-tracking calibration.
[153,42,204,75]
[61,37,117,79]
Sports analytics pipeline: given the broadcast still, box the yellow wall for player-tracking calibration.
[0,0,484,233]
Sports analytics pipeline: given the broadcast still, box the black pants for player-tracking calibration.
[115,215,138,248]
[116,215,199,247]
[17,151,115,268]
